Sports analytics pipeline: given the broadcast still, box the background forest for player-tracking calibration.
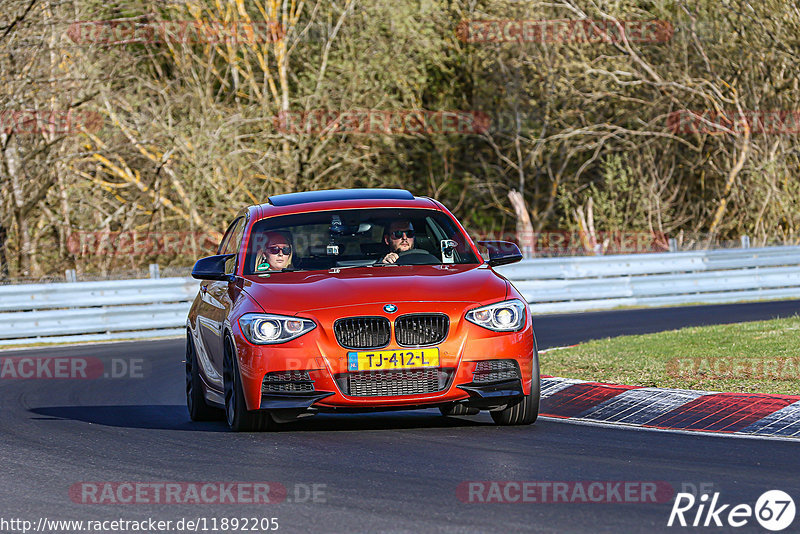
[2,0,800,279]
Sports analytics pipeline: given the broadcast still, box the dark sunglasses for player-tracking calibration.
[267,245,292,255]
[390,229,415,239]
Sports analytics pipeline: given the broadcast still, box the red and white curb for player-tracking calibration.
[540,376,800,438]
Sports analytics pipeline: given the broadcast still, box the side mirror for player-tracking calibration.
[192,254,236,281]
[476,240,523,267]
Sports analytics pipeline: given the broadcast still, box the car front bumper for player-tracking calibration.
[234,301,536,412]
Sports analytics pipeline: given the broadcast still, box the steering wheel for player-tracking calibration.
[394,249,440,266]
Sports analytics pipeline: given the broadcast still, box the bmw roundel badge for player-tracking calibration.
[383,304,398,313]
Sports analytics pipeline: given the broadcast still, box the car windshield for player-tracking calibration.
[244,208,480,273]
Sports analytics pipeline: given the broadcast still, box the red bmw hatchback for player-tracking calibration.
[186,189,539,431]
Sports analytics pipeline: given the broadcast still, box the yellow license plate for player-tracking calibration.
[347,348,440,372]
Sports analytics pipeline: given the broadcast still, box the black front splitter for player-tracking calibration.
[456,379,525,410]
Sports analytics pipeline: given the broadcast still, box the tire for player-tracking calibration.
[439,404,480,416]
[491,355,540,426]
[186,334,221,421]
[223,339,273,432]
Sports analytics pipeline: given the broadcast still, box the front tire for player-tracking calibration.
[223,339,273,432]
[186,334,221,421]
[491,356,540,426]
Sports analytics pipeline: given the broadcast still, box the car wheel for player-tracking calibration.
[491,356,540,426]
[186,334,221,421]
[223,339,273,432]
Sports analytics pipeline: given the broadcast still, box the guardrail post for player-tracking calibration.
[149,263,160,279]
[741,235,750,248]
[65,269,77,283]
[668,238,678,252]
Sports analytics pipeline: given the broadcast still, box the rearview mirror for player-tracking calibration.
[191,254,236,281]
[476,240,523,267]
[329,222,372,236]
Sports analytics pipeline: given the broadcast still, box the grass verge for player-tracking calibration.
[541,316,800,395]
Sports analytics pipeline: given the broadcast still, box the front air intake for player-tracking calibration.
[338,368,453,397]
[334,317,391,349]
[261,370,315,393]
[472,359,520,383]
[395,313,449,347]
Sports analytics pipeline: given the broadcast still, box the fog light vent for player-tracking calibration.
[262,370,314,393]
[473,359,519,383]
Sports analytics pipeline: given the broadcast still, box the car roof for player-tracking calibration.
[268,188,415,206]
[251,189,442,219]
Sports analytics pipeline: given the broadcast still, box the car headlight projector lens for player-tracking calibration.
[255,320,281,340]
[465,300,526,332]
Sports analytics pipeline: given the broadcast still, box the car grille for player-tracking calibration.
[261,370,315,393]
[338,368,452,397]
[473,359,520,383]
[334,317,390,349]
[395,313,449,346]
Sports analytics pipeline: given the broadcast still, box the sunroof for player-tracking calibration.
[268,188,415,207]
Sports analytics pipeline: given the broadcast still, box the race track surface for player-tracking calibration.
[1,300,799,533]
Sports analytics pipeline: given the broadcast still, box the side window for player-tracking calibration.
[218,217,245,275]
[217,219,238,255]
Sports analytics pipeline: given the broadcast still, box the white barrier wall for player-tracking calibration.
[1,246,799,345]
[496,246,800,314]
[0,277,197,345]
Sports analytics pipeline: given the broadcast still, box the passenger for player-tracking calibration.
[379,220,415,264]
[255,231,294,271]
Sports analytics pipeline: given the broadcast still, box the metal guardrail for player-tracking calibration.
[1,246,799,346]
[0,277,197,346]
[497,245,800,314]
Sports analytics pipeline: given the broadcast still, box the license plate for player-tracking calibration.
[347,348,440,371]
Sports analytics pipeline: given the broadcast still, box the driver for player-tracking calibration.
[379,220,415,264]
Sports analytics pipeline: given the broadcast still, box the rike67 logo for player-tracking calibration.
[668,490,795,531]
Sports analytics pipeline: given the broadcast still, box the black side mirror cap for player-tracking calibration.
[192,254,236,281]
[476,240,523,267]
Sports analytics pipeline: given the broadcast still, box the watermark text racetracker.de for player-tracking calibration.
[273,109,490,135]
[70,481,326,504]
[67,231,217,257]
[457,480,674,503]
[667,357,800,380]
[0,357,145,380]
[473,229,669,255]
[1,110,103,135]
[668,110,800,135]
[456,19,673,43]
[66,20,285,45]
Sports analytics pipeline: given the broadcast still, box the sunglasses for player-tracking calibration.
[390,229,415,239]
[267,245,292,255]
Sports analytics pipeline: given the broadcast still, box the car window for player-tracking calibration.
[218,216,245,275]
[243,208,479,273]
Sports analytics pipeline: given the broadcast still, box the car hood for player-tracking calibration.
[241,264,507,314]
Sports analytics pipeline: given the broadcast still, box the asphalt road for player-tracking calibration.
[1,300,799,534]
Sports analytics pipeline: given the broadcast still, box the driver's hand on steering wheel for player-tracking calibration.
[380,252,399,264]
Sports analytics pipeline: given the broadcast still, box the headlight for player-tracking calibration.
[238,313,316,344]
[465,299,526,332]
